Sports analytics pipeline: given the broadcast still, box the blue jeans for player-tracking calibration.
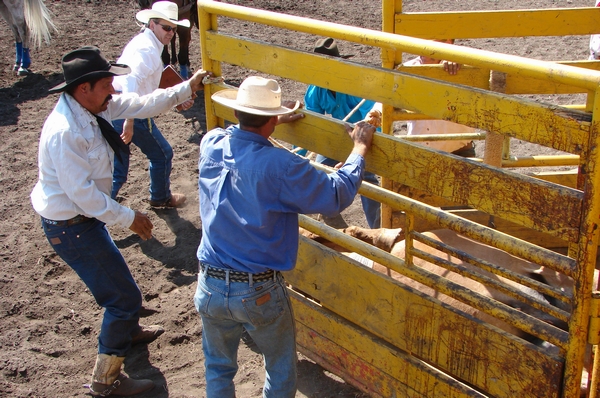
[41,218,142,356]
[194,268,297,398]
[315,154,381,228]
[111,118,173,202]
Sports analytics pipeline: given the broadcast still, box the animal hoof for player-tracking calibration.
[17,67,31,76]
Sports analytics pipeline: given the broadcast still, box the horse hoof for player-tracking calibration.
[17,67,31,76]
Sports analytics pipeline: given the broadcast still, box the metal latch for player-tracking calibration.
[588,292,600,345]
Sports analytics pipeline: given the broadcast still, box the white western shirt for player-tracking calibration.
[113,28,164,95]
[30,82,193,228]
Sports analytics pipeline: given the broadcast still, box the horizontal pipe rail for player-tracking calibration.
[313,161,578,277]
[412,231,571,322]
[199,0,600,91]
[412,246,570,323]
[299,214,569,349]
[502,155,580,168]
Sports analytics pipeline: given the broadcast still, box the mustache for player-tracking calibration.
[104,95,112,103]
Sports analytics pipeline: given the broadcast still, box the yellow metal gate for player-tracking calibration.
[197,1,600,396]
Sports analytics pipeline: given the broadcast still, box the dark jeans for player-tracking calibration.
[111,118,173,202]
[41,217,141,356]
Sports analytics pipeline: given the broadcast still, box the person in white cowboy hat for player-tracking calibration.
[30,45,210,396]
[193,76,376,398]
[110,1,192,208]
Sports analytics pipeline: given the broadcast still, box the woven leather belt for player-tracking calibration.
[199,262,275,283]
[41,215,93,227]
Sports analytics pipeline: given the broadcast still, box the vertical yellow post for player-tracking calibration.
[485,70,506,168]
[198,0,222,131]
[563,87,600,398]
[405,212,414,266]
[380,0,402,228]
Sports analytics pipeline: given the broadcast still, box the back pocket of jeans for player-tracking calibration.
[241,284,285,326]
[43,228,81,264]
[194,282,212,315]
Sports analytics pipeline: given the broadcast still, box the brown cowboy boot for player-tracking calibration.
[131,324,165,346]
[88,354,154,396]
[148,192,186,208]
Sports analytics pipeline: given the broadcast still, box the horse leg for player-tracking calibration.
[177,26,191,79]
[0,0,26,73]
[170,34,177,65]
[161,45,170,68]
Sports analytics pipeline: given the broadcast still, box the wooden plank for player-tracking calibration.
[394,8,600,40]
[284,238,564,398]
[204,32,591,155]
[211,100,583,242]
[290,292,486,398]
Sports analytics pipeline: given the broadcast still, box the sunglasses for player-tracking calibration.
[157,23,177,33]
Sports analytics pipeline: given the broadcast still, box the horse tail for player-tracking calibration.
[23,0,57,47]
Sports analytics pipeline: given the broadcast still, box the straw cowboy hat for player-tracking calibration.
[313,37,354,59]
[136,1,190,27]
[211,76,300,116]
[49,46,130,93]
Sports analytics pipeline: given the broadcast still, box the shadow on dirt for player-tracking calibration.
[112,208,200,286]
[296,359,369,397]
[124,344,168,397]
[0,72,62,127]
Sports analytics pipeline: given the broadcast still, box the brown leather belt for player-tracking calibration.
[199,262,276,283]
[41,215,93,227]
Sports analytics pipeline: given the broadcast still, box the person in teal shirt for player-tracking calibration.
[304,37,381,228]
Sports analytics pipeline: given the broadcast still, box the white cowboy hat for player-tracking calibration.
[136,1,190,28]
[212,76,300,116]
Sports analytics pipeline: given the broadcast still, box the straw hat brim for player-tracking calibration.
[212,89,300,116]
[136,9,191,27]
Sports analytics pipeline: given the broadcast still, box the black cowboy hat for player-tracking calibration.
[49,46,131,93]
[313,37,354,59]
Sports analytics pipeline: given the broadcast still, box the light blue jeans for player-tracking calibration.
[194,268,297,398]
[41,218,141,356]
[111,118,173,202]
[316,154,381,228]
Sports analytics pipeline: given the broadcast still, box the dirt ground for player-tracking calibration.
[0,0,593,397]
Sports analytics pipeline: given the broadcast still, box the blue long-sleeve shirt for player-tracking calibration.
[197,125,365,273]
[304,85,375,123]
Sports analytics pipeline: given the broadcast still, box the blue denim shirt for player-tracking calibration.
[197,125,365,273]
[304,85,375,123]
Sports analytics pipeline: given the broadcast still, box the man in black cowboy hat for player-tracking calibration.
[30,46,210,397]
[304,37,381,229]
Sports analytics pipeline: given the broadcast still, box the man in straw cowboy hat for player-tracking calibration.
[111,1,192,207]
[30,45,210,396]
[304,37,382,228]
[193,75,376,397]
